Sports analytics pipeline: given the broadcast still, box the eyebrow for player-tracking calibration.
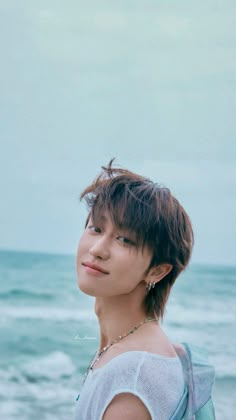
[90,213,107,223]
[90,212,141,244]
[89,213,108,227]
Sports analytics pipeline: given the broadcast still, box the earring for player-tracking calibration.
[146,281,156,291]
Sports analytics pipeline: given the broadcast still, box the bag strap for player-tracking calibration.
[170,384,188,420]
[173,343,216,420]
[195,398,216,420]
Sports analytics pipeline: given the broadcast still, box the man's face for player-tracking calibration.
[76,210,152,297]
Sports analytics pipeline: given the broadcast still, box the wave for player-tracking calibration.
[22,351,77,381]
[0,288,54,301]
[165,303,235,326]
[216,374,236,382]
[0,351,79,420]
[0,351,78,384]
[0,305,96,322]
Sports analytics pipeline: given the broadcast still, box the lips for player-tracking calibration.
[82,262,109,274]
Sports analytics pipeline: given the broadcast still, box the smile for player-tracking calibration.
[82,262,109,275]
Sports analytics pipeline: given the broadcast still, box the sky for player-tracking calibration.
[0,0,235,266]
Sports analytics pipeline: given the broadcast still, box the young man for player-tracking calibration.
[75,160,215,420]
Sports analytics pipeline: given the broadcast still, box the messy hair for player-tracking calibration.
[80,159,194,321]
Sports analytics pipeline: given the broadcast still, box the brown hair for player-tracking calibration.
[80,159,194,321]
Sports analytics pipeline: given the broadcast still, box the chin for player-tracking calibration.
[77,281,97,297]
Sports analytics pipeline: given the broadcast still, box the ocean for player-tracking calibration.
[0,249,235,419]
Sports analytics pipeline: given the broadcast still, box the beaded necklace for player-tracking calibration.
[82,316,157,386]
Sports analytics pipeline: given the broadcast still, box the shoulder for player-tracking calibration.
[102,392,151,420]
[118,322,178,358]
[97,353,184,420]
[101,355,184,420]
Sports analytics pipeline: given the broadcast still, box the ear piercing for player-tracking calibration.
[146,281,156,291]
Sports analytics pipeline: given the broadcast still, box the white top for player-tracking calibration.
[74,350,185,420]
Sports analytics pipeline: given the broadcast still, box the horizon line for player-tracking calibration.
[0,247,235,270]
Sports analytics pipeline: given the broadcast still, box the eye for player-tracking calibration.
[117,236,134,245]
[87,225,101,233]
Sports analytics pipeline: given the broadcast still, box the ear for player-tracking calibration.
[145,263,173,284]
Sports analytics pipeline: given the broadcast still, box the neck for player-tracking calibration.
[94,294,157,353]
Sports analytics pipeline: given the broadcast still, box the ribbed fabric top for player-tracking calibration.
[74,350,185,420]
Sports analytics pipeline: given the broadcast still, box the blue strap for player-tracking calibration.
[195,398,216,420]
[170,384,188,420]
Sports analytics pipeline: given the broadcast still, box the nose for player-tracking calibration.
[89,236,110,260]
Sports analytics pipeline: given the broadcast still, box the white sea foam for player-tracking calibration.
[165,302,236,325]
[0,305,95,322]
[22,351,76,381]
[0,351,79,386]
[0,352,82,410]
[0,379,77,419]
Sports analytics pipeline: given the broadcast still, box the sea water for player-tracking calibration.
[0,250,235,419]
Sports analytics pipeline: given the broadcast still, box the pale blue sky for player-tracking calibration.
[1,1,235,265]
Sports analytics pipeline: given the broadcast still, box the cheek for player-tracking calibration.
[76,235,86,268]
[124,255,148,282]
[117,255,142,282]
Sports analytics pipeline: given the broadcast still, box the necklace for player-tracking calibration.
[82,316,157,385]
